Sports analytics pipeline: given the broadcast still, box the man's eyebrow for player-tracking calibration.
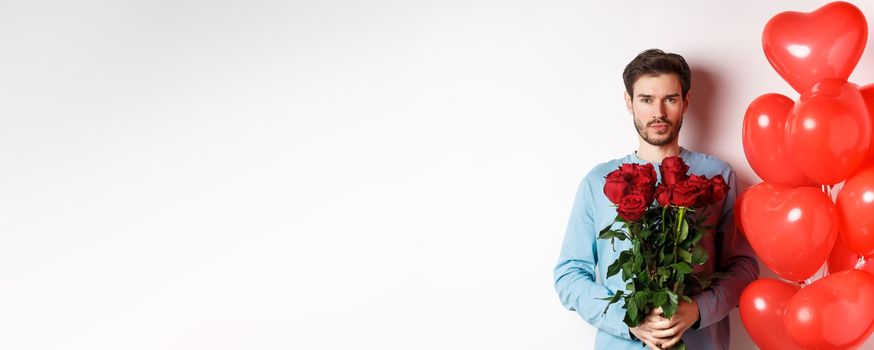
[635,93,681,98]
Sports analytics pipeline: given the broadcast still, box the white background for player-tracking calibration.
[2,1,874,349]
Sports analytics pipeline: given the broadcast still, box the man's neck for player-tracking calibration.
[635,143,682,164]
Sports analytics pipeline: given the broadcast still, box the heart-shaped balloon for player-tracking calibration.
[859,84,874,165]
[828,236,874,275]
[763,1,867,93]
[786,79,871,185]
[742,93,811,187]
[740,182,838,281]
[837,164,874,255]
[739,278,801,350]
[785,270,874,350]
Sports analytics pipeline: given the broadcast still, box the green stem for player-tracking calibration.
[671,207,686,293]
[660,206,667,236]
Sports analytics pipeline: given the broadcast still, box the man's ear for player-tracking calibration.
[624,91,633,113]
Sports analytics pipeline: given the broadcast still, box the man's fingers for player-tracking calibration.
[645,314,669,324]
[651,325,679,339]
[651,307,664,315]
[632,328,664,348]
[660,335,681,349]
[646,319,673,331]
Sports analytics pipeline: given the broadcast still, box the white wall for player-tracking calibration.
[1,1,873,349]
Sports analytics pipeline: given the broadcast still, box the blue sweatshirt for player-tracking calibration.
[553,147,760,349]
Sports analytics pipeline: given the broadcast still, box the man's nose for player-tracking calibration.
[655,101,666,116]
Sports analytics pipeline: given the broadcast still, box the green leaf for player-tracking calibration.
[616,250,632,265]
[658,267,671,280]
[678,249,692,263]
[627,294,638,322]
[612,230,629,241]
[606,259,623,278]
[633,291,651,311]
[662,291,679,319]
[606,251,631,278]
[638,269,651,286]
[600,290,624,315]
[622,262,632,281]
[692,247,708,265]
[673,262,693,274]
[662,253,675,265]
[640,228,651,239]
[653,290,668,307]
[599,229,627,241]
[691,230,704,245]
[657,230,667,246]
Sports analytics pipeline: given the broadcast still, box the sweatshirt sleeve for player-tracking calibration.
[692,168,760,329]
[553,176,634,340]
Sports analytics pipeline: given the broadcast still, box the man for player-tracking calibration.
[553,49,759,349]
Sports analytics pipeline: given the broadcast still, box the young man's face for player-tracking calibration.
[624,73,689,147]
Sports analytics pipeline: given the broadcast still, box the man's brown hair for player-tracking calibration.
[622,49,691,98]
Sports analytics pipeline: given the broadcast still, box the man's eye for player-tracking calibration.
[666,98,676,103]
[641,98,651,103]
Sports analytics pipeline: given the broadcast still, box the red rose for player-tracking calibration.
[618,164,637,181]
[709,174,730,204]
[617,193,648,222]
[686,174,712,208]
[604,170,630,204]
[632,184,655,206]
[660,156,689,186]
[632,163,658,189]
[655,183,671,207]
[671,178,708,208]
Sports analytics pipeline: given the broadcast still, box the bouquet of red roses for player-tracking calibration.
[598,156,729,348]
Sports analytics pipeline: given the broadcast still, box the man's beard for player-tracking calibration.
[634,115,682,146]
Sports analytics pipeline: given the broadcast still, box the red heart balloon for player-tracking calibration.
[742,93,811,187]
[828,236,874,275]
[740,278,801,350]
[786,79,871,185]
[763,1,867,93]
[740,182,838,281]
[837,164,874,255]
[858,84,874,165]
[785,270,874,350]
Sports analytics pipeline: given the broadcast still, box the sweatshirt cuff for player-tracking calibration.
[692,291,714,329]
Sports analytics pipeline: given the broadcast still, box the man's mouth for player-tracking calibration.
[649,122,669,132]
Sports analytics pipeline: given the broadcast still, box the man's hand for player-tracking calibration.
[647,300,700,349]
[630,315,671,350]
